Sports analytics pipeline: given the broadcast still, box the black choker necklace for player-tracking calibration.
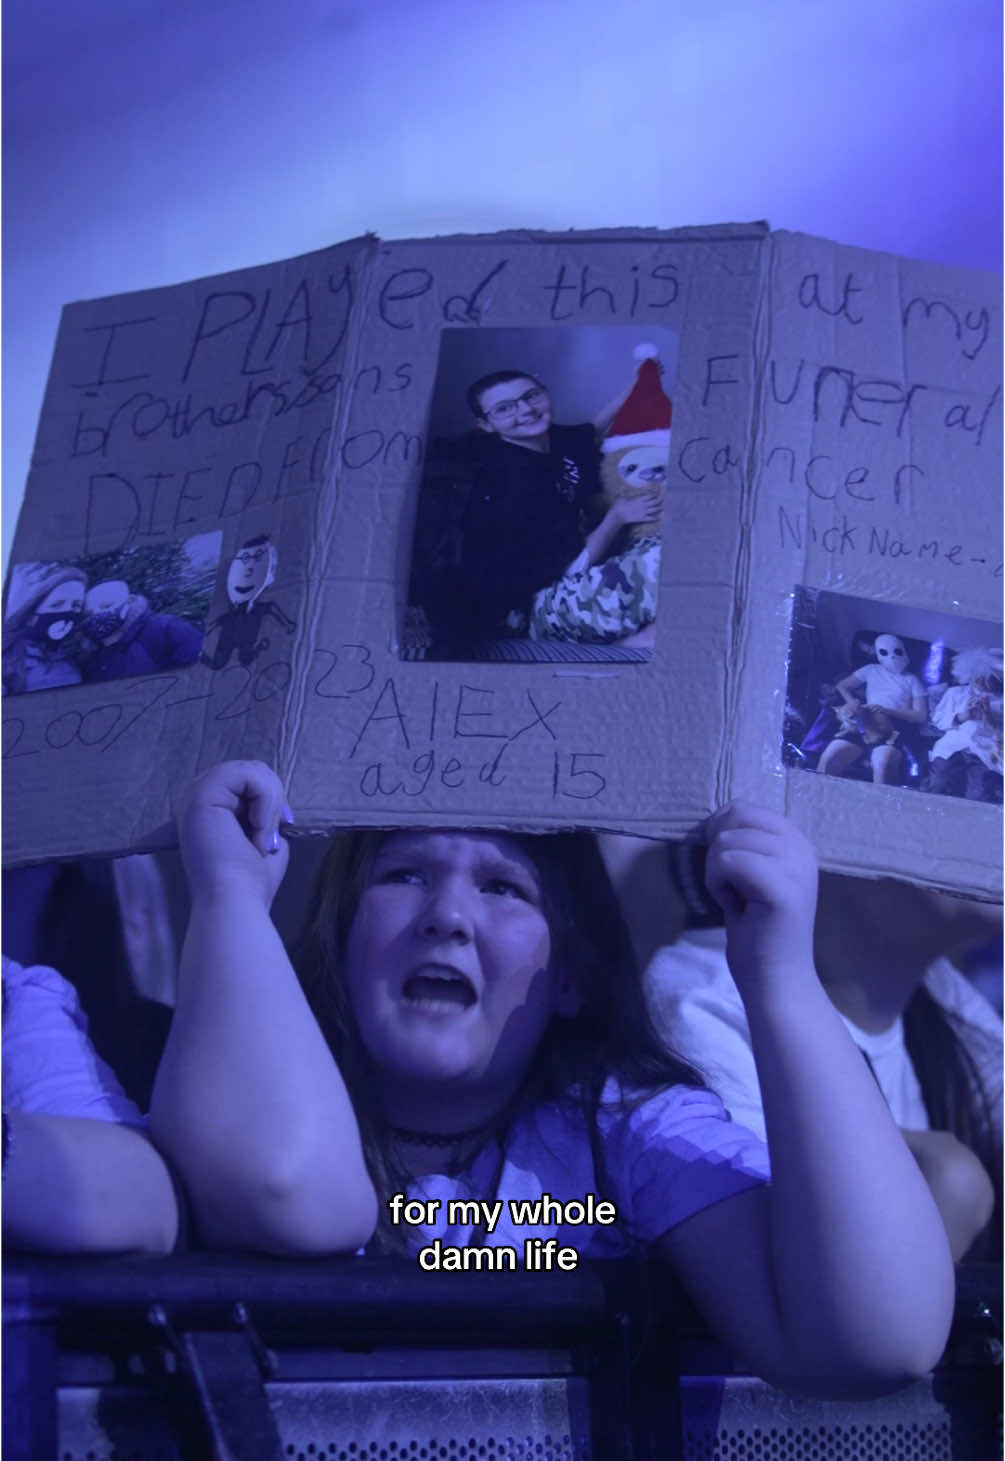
[390,1122,493,1149]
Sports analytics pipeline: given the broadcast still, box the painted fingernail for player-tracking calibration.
[281,802,295,825]
[268,829,280,855]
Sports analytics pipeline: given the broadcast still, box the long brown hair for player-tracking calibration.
[293,827,707,1252]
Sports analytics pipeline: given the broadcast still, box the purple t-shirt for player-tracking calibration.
[1,956,143,1125]
[401,1078,769,1257]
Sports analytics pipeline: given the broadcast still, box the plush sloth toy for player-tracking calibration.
[600,343,673,543]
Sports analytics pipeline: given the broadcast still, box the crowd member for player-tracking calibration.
[2,857,176,1110]
[2,566,88,694]
[645,865,1002,1261]
[151,760,955,1397]
[3,956,178,1253]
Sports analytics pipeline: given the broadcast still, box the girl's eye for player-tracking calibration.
[376,865,424,886]
[483,877,533,902]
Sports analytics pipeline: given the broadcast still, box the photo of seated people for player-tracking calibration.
[783,586,1003,803]
[1,531,221,696]
[403,326,676,664]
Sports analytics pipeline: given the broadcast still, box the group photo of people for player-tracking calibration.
[1,531,221,695]
[404,325,677,664]
[783,586,1004,804]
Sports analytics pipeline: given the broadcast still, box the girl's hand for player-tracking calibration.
[177,759,291,908]
[704,801,818,997]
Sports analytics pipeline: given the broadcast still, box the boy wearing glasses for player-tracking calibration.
[445,370,660,645]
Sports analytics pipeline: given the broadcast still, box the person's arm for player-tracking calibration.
[657,803,954,1398]
[900,1127,995,1261]
[3,1110,178,1254]
[643,930,995,1260]
[592,385,633,436]
[581,492,663,566]
[964,690,996,724]
[149,760,377,1254]
[591,355,667,434]
[264,601,297,632]
[834,669,866,707]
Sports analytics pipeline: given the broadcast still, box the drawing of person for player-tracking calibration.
[2,566,88,695]
[80,579,203,682]
[815,632,928,785]
[200,536,295,670]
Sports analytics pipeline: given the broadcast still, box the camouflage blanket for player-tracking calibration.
[529,536,660,643]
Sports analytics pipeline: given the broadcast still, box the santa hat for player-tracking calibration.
[602,344,672,454]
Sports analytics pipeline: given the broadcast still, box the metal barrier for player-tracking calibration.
[3,1255,999,1461]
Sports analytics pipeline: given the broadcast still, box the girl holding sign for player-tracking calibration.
[151,760,954,1397]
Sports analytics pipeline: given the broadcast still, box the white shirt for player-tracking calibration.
[930,685,1003,772]
[2,957,143,1125]
[645,928,1002,1144]
[854,664,925,712]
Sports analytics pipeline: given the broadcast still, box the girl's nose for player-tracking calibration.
[418,882,473,942]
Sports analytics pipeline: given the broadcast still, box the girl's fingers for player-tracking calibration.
[705,801,796,842]
[703,861,744,918]
[708,828,785,860]
[707,846,798,906]
[190,760,288,858]
[704,802,817,911]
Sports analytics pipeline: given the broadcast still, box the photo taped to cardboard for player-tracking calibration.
[784,586,1003,806]
[2,530,222,695]
[403,325,678,664]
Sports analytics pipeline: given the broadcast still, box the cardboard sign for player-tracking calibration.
[2,226,1000,897]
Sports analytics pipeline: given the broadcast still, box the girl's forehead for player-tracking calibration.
[376,829,541,870]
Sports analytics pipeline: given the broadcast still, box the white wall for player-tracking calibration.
[4,0,1000,571]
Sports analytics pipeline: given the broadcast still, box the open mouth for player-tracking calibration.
[402,969,476,1011]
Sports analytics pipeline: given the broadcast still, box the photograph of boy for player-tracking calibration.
[407,329,676,664]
